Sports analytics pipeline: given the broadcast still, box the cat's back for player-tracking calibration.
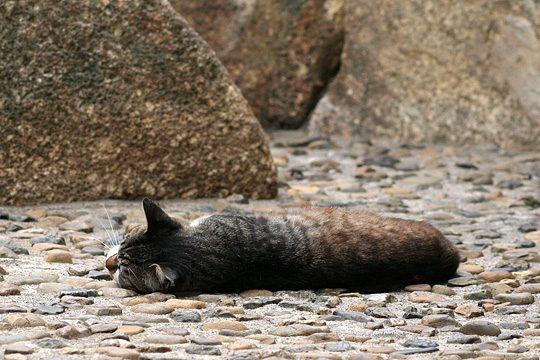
[266,207,460,290]
[269,207,458,268]
[270,207,441,244]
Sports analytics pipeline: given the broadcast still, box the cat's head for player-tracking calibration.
[105,198,182,293]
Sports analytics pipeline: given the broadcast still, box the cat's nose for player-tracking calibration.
[105,254,118,274]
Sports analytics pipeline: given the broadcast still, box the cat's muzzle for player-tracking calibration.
[105,245,120,277]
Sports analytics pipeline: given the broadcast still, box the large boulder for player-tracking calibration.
[310,0,540,148]
[0,0,277,205]
[172,0,344,128]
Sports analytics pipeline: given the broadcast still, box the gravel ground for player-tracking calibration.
[1,130,540,359]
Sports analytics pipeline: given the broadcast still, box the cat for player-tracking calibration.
[105,198,460,294]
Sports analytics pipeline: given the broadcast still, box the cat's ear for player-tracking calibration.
[150,264,178,289]
[142,198,180,232]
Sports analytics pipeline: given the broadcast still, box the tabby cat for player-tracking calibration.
[105,198,460,294]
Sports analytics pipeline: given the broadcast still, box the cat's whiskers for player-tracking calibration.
[88,236,110,250]
[127,267,138,282]
[103,205,122,246]
[94,216,115,248]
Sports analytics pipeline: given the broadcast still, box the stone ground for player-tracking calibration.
[1,130,540,360]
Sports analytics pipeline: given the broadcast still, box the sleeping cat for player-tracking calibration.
[105,198,460,294]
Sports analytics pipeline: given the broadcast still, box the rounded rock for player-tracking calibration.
[46,250,73,264]
[460,321,501,336]
[131,303,174,315]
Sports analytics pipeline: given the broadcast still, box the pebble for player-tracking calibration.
[145,334,188,344]
[185,344,221,356]
[402,338,439,348]
[332,310,372,322]
[460,321,501,336]
[202,321,248,331]
[88,270,110,280]
[0,335,28,345]
[516,283,540,293]
[408,291,447,303]
[459,264,484,274]
[131,303,174,315]
[484,283,513,296]
[454,304,484,318]
[0,304,26,314]
[447,335,481,344]
[243,296,282,309]
[87,306,123,316]
[495,292,535,305]
[10,273,58,285]
[495,305,527,315]
[116,325,145,335]
[3,314,45,328]
[479,271,514,282]
[35,338,67,348]
[59,219,93,233]
[0,287,21,296]
[432,285,456,296]
[99,287,136,297]
[32,243,68,252]
[165,299,206,309]
[190,336,222,345]
[269,324,330,336]
[55,324,91,339]
[519,224,538,233]
[4,344,33,355]
[170,310,202,322]
[393,347,439,355]
[324,341,354,352]
[90,323,118,333]
[403,306,425,319]
[31,304,65,315]
[38,216,68,227]
[363,345,396,354]
[523,329,540,336]
[447,276,480,287]
[97,347,140,359]
[421,315,460,328]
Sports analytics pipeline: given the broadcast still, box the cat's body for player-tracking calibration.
[105,199,460,294]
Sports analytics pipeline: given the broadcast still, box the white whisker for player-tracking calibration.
[103,204,121,246]
[88,236,110,250]
[94,216,114,247]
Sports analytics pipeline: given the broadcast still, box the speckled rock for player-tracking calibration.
[145,334,188,344]
[131,303,174,315]
[202,321,248,331]
[269,324,330,336]
[165,299,206,309]
[309,0,540,148]
[97,347,140,360]
[3,314,46,329]
[495,292,535,305]
[0,0,276,205]
[55,324,91,339]
[45,250,73,264]
[460,321,501,336]
[173,0,344,127]
[116,325,145,335]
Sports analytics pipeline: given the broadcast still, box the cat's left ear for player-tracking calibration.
[142,198,181,232]
[150,264,178,289]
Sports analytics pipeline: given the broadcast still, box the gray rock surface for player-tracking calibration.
[0,0,277,205]
[173,0,344,128]
[310,0,540,148]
